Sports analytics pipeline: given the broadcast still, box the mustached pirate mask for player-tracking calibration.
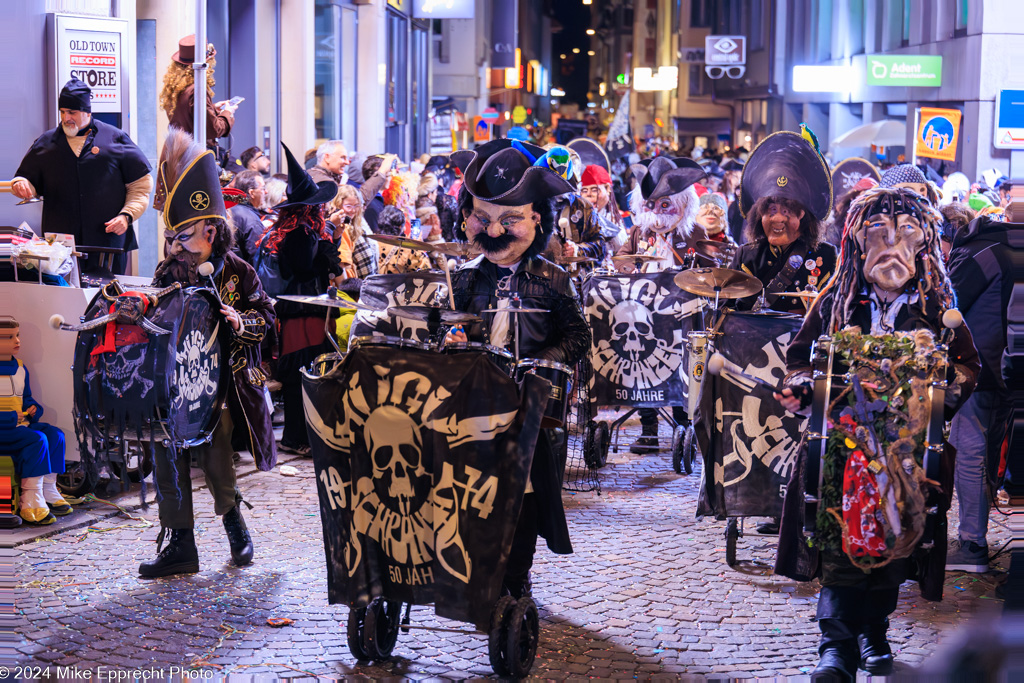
[450,139,577,206]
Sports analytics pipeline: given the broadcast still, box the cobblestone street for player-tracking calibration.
[12,412,1010,680]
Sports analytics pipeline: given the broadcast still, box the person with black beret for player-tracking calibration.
[13,77,152,275]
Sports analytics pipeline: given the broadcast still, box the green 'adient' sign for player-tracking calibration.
[866,55,942,87]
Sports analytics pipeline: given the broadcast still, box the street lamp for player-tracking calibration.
[560,54,566,59]
[587,50,595,56]
[572,48,580,54]
[586,29,595,35]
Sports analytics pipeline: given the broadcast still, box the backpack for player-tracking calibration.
[253,241,292,298]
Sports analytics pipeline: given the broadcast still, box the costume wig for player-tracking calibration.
[628,184,699,239]
[455,187,557,262]
[257,204,330,255]
[743,196,825,248]
[816,186,954,334]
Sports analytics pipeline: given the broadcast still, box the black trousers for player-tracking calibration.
[816,552,907,648]
[505,493,539,586]
[638,406,689,427]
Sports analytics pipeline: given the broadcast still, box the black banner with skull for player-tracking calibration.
[303,345,548,629]
[349,273,448,345]
[583,271,703,407]
[695,312,806,519]
[72,286,228,481]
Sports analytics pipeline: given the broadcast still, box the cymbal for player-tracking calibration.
[673,267,762,299]
[428,241,483,258]
[367,234,434,251]
[694,239,731,260]
[276,294,378,311]
[388,305,481,325]
[481,306,549,314]
[610,254,664,266]
[556,255,597,265]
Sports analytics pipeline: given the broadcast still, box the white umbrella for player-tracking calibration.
[831,120,907,148]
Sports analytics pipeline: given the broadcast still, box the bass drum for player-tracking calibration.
[73,285,230,454]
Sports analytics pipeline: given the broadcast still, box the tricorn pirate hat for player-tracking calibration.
[450,139,577,206]
[721,158,745,173]
[273,142,338,209]
[567,137,611,172]
[739,131,832,220]
[629,156,707,209]
[157,127,227,235]
[831,157,881,197]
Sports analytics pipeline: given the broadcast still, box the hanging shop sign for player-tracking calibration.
[994,89,1024,150]
[866,55,942,87]
[704,36,746,65]
[914,107,961,161]
[413,0,473,18]
[473,116,490,143]
[512,105,527,125]
[49,14,129,117]
[490,0,518,69]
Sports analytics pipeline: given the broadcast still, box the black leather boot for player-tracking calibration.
[501,572,532,599]
[629,421,660,454]
[223,505,253,566]
[139,528,199,578]
[859,618,894,675]
[812,618,859,682]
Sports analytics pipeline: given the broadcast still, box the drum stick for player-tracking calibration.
[441,256,457,311]
[197,261,218,292]
[707,353,785,393]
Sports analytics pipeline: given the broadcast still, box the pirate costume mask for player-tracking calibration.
[155,127,229,282]
[628,156,707,235]
[696,193,728,236]
[879,163,929,201]
[452,139,576,265]
[854,189,931,293]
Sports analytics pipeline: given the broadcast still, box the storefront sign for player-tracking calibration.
[680,47,705,64]
[387,0,408,12]
[914,107,961,161]
[413,0,473,18]
[490,0,518,69]
[52,15,128,115]
[866,55,942,87]
[704,36,746,65]
[995,89,1024,149]
[512,105,527,124]
[473,116,490,143]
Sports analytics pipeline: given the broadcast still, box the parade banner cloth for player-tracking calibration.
[583,270,702,407]
[349,273,447,345]
[696,312,806,519]
[303,345,548,628]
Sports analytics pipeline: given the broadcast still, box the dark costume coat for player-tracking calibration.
[154,252,277,471]
[451,255,592,553]
[731,239,837,313]
[775,290,980,600]
[15,119,150,261]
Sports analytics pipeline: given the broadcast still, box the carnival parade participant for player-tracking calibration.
[615,156,707,453]
[141,128,276,578]
[548,192,606,265]
[580,164,628,254]
[731,131,837,316]
[12,77,153,276]
[774,186,980,680]
[693,193,735,246]
[0,317,71,527]
[161,35,236,156]
[446,139,591,598]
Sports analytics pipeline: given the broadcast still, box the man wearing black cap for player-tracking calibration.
[140,127,276,578]
[13,77,152,275]
[446,139,591,598]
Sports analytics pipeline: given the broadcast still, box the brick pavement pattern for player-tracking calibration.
[13,412,1009,679]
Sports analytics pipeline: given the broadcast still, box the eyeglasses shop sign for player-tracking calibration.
[866,55,942,87]
[704,36,746,65]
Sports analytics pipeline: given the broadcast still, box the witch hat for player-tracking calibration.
[273,142,338,209]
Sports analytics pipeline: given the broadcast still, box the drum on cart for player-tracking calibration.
[301,343,553,677]
[693,310,805,567]
[67,282,229,487]
[443,341,515,377]
[515,359,572,428]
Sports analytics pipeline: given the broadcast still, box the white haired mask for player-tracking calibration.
[630,184,700,237]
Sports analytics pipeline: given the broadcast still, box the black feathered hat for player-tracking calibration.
[831,157,881,196]
[58,77,91,113]
[274,142,338,209]
[629,156,707,209]
[158,127,228,235]
[450,139,576,206]
[567,137,610,172]
[739,131,832,220]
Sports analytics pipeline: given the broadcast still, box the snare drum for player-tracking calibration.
[311,352,346,377]
[350,335,435,353]
[442,341,515,376]
[516,359,573,428]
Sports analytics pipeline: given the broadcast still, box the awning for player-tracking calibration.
[832,120,906,147]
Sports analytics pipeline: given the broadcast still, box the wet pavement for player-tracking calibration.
[11,411,1011,679]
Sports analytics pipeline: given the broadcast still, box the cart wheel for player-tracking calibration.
[346,605,370,661]
[125,443,154,483]
[487,595,516,676]
[682,425,697,475]
[725,519,739,567]
[363,597,403,662]
[505,596,540,678]
[56,460,95,497]
[591,421,609,468]
[671,425,686,474]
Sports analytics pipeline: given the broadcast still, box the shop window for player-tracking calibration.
[955,0,969,34]
[314,0,356,144]
[690,0,712,28]
[901,0,911,45]
[688,64,709,97]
